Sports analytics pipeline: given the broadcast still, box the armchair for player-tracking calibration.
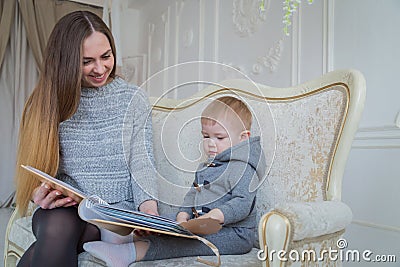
[4,69,365,266]
[253,68,365,267]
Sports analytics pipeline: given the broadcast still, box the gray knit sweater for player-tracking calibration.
[57,77,158,210]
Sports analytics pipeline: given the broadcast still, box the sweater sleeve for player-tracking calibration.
[217,162,257,225]
[124,88,158,210]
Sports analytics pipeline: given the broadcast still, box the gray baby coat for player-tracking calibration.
[179,136,267,229]
[142,136,267,261]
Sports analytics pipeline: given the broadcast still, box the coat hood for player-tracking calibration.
[212,136,267,192]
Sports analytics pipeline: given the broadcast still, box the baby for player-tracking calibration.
[84,96,267,266]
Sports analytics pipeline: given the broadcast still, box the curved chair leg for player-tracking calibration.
[4,208,22,267]
[4,251,20,267]
[258,211,292,267]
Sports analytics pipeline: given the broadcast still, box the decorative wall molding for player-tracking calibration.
[352,125,400,149]
[183,29,194,47]
[222,62,248,78]
[121,55,147,87]
[232,0,268,37]
[214,0,220,62]
[162,7,171,95]
[162,8,170,69]
[197,0,205,90]
[199,0,205,61]
[323,0,334,73]
[147,23,155,81]
[174,1,185,99]
[291,2,301,86]
[251,39,284,75]
[146,7,171,95]
[154,48,162,62]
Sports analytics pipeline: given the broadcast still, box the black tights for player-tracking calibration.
[17,207,100,267]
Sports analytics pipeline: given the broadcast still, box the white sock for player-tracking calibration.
[100,228,133,244]
[83,241,136,267]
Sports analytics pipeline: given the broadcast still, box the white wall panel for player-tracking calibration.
[343,224,399,267]
[334,0,400,128]
[333,0,400,263]
[298,0,324,82]
[343,149,400,228]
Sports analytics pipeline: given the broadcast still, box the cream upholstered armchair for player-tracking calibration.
[4,69,365,267]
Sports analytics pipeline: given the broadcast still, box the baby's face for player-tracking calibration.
[201,118,245,157]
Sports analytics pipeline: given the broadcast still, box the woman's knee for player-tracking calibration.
[33,207,84,238]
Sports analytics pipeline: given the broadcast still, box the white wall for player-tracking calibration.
[118,0,399,265]
[333,0,400,266]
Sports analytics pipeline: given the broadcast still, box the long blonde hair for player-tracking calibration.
[15,11,117,215]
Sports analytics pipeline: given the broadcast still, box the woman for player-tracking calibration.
[15,11,158,266]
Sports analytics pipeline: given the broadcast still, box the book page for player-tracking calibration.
[21,165,86,203]
[78,198,221,236]
[78,198,193,236]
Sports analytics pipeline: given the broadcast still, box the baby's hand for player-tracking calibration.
[199,208,224,224]
[176,212,190,224]
[139,200,159,216]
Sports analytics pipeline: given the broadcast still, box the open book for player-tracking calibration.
[21,165,222,266]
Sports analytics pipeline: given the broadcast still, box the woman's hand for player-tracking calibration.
[135,200,159,236]
[32,182,77,209]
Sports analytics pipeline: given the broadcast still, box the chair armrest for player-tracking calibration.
[258,211,292,267]
[274,200,352,241]
[4,206,23,244]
